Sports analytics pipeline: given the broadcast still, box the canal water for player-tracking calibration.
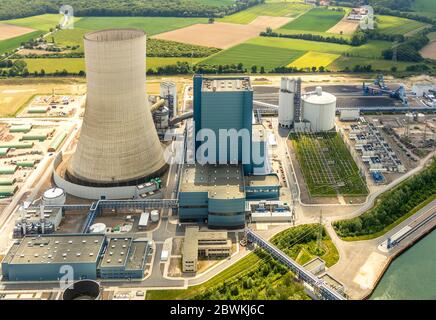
[371,230,436,300]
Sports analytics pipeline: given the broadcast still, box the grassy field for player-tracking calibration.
[412,0,436,18]
[201,43,305,70]
[328,56,422,72]
[1,14,67,32]
[288,51,340,69]
[247,36,351,54]
[347,40,392,59]
[271,224,339,267]
[281,7,345,32]
[219,2,311,24]
[274,28,353,41]
[53,17,208,52]
[426,31,436,42]
[290,132,368,197]
[21,57,203,73]
[376,15,428,35]
[0,30,42,55]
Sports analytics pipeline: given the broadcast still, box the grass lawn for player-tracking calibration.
[219,2,311,24]
[272,224,340,267]
[328,56,422,71]
[281,7,346,32]
[427,31,436,42]
[201,43,305,70]
[247,36,351,54]
[290,132,368,197]
[1,14,69,32]
[288,51,340,69]
[376,15,428,35]
[22,57,203,73]
[52,17,208,51]
[0,31,43,55]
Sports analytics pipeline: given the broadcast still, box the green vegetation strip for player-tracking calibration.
[334,160,436,240]
[0,31,42,55]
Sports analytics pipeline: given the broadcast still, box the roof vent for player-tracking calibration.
[315,86,323,96]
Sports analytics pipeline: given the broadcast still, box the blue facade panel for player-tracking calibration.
[208,213,246,228]
[179,191,208,206]
[179,207,208,220]
[5,262,97,281]
[208,197,246,214]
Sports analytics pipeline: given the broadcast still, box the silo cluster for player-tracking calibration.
[278,77,296,128]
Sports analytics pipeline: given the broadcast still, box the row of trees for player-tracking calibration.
[147,39,220,58]
[334,160,436,238]
[0,0,264,20]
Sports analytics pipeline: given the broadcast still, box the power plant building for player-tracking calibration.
[67,29,166,187]
[1,234,151,281]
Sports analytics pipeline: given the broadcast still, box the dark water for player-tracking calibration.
[371,230,436,300]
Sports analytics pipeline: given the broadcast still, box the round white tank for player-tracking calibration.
[42,188,66,206]
[90,223,106,234]
[279,78,295,128]
[151,210,160,223]
[302,87,336,132]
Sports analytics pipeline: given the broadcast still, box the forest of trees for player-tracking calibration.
[334,160,436,238]
[0,0,263,20]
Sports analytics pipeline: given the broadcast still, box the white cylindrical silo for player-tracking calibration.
[302,87,336,132]
[42,187,66,206]
[67,29,166,186]
[279,77,295,128]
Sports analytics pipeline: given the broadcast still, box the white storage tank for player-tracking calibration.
[278,77,295,128]
[90,223,106,234]
[42,188,66,206]
[151,210,160,223]
[302,87,336,132]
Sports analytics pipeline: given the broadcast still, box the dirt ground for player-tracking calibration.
[153,16,291,49]
[420,42,436,60]
[0,23,35,41]
[327,18,359,35]
[0,79,86,117]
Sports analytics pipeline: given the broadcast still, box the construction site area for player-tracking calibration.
[17,94,84,118]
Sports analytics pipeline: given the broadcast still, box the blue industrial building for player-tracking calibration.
[1,234,151,282]
[180,75,280,229]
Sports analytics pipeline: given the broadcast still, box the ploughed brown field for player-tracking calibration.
[327,18,360,35]
[420,41,436,60]
[153,16,291,49]
[0,23,36,40]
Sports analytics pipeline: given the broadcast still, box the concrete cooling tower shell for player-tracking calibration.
[67,29,166,187]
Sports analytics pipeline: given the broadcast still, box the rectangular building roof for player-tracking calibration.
[180,164,245,199]
[202,77,252,92]
[245,174,280,188]
[4,234,105,265]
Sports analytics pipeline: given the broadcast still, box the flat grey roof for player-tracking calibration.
[180,164,245,199]
[6,234,105,265]
[202,77,252,92]
[100,237,131,268]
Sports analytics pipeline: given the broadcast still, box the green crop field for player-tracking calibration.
[412,0,436,18]
[201,43,305,71]
[290,132,368,197]
[274,28,353,41]
[347,40,392,59]
[0,31,43,55]
[21,57,203,73]
[328,56,423,72]
[1,14,69,32]
[219,2,311,24]
[247,36,351,54]
[376,15,428,35]
[427,32,436,42]
[52,16,208,52]
[281,7,345,32]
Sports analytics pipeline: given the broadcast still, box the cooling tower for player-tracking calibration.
[67,29,166,187]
